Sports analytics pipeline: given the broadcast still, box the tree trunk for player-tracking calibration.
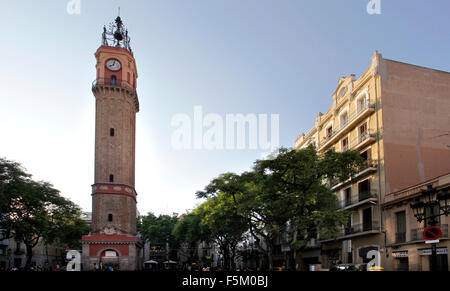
[25,244,33,270]
[295,251,308,271]
[267,243,273,271]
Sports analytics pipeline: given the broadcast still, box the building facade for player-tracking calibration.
[82,16,143,271]
[383,173,450,271]
[294,51,450,269]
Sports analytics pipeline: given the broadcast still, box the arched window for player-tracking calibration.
[111,75,117,86]
[109,174,114,183]
[108,214,113,222]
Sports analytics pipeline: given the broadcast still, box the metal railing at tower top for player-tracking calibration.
[92,78,136,92]
[92,78,140,111]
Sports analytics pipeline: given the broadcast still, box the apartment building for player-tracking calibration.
[383,173,450,271]
[294,51,450,269]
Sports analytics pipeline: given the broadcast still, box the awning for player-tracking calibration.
[419,247,448,256]
[392,251,408,258]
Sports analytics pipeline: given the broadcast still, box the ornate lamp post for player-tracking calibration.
[410,185,450,271]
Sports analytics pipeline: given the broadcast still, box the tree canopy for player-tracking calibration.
[0,158,89,269]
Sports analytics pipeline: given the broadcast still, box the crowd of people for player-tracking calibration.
[1,262,66,272]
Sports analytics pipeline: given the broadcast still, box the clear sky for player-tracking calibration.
[1,0,449,216]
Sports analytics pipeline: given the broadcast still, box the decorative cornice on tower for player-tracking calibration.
[92,80,140,112]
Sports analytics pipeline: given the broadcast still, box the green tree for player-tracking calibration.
[0,158,31,239]
[1,158,88,269]
[195,146,365,271]
[138,212,180,261]
[195,192,248,270]
[246,146,365,270]
[172,213,207,265]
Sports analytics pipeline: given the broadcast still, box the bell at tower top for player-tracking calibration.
[101,14,133,53]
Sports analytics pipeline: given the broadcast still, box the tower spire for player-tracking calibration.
[100,13,132,53]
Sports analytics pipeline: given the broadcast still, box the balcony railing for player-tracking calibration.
[339,189,378,209]
[358,132,376,144]
[358,189,377,201]
[92,78,136,92]
[395,232,407,243]
[330,161,377,192]
[411,224,448,241]
[92,78,140,111]
[345,221,380,235]
[319,102,375,150]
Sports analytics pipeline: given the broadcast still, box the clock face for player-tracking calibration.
[106,59,121,71]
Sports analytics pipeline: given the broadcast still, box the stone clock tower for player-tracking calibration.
[82,16,142,271]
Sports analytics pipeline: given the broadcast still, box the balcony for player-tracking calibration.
[395,232,407,244]
[410,224,448,241]
[354,132,377,151]
[319,103,376,151]
[319,220,380,242]
[344,221,380,236]
[340,189,378,210]
[305,238,320,248]
[331,161,378,191]
[92,78,136,91]
[92,78,140,111]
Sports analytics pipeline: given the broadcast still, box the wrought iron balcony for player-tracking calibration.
[344,221,380,235]
[410,224,448,241]
[339,190,378,209]
[395,232,407,243]
[319,102,376,150]
[354,132,377,150]
[359,189,377,201]
[92,78,136,91]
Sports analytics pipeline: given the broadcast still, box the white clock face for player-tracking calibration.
[106,59,121,71]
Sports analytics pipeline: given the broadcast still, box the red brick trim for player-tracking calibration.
[92,183,137,202]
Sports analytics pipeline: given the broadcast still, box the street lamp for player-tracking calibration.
[410,199,426,223]
[410,185,450,271]
[437,189,450,216]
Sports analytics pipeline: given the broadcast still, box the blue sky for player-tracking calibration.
[1,0,449,216]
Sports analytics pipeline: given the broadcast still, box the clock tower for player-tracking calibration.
[82,16,142,271]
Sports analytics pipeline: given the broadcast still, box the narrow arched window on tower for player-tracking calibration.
[108,214,113,222]
[110,128,115,137]
[109,174,114,183]
[111,75,117,86]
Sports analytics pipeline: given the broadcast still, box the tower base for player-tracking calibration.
[82,234,142,271]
